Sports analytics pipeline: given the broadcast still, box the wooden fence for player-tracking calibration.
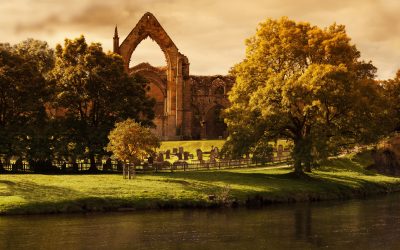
[0,154,291,174]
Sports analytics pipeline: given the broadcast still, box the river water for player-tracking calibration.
[1,194,400,250]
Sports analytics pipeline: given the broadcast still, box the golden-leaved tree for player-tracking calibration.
[107,119,160,176]
[224,17,392,174]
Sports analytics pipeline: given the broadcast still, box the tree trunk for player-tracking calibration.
[88,154,98,172]
[294,158,303,174]
[123,160,127,179]
[0,159,4,172]
[293,139,304,174]
[304,160,312,173]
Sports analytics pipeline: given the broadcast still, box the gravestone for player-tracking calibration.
[278,145,283,153]
[196,149,203,161]
[179,147,184,155]
[104,158,112,171]
[277,145,283,159]
[184,152,189,161]
[166,150,170,159]
[210,153,216,163]
[177,152,183,160]
[213,147,219,159]
[173,148,178,154]
[148,156,154,164]
[189,153,194,159]
[157,152,164,162]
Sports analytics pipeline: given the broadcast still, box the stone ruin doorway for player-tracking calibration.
[203,105,227,139]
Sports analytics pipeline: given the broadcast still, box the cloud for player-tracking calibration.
[1,0,400,79]
[14,2,146,34]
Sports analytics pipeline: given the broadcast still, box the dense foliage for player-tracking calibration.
[0,36,155,172]
[107,119,160,175]
[0,40,54,165]
[51,36,155,171]
[224,17,393,174]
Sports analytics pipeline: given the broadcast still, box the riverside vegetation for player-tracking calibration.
[2,151,400,215]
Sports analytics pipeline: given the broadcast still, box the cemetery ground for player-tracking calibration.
[1,151,400,215]
[159,140,226,155]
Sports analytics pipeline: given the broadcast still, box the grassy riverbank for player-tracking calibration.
[1,152,400,215]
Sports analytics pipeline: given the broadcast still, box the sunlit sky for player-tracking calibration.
[1,0,399,79]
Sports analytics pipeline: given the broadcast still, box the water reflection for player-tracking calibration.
[1,194,400,249]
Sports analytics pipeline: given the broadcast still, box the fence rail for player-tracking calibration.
[0,155,292,174]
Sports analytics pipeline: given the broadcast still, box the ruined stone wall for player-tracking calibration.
[115,12,234,140]
[189,75,234,139]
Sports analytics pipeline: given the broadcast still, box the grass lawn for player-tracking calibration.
[1,152,399,215]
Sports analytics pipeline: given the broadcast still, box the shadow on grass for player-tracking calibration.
[0,178,212,214]
[0,180,84,203]
[151,168,390,201]
[1,154,398,215]
[315,158,376,176]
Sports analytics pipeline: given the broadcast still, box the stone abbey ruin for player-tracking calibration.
[113,12,233,140]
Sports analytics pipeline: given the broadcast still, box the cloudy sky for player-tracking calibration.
[1,0,399,79]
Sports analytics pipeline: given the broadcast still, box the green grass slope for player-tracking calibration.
[1,152,399,215]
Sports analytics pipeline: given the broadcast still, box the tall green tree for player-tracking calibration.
[51,36,155,171]
[224,17,390,174]
[13,39,56,165]
[0,41,52,163]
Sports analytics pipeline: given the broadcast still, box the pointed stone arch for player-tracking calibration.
[129,63,167,97]
[119,12,177,72]
[115,12,191,140]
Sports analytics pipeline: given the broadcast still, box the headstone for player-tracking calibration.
[61,162,67,172]
[189,153,194,159]
[104,158,112,171]
[277,145,283,155]
[210,153,216,163]
[166,150,171,159]
[177,152,183,160]
[173,148,178,154]
[157,152,164,162]
[184,152,189,161]
[213,147,219,158]
[116,161,123,171]
[15,158,23,170]
[196,149,203,161]
[179,147,184,155]
[148,156,154,164]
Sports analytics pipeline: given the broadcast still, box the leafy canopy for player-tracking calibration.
[51,36,155,169]
[0,40,54,159]
[224,17,390,173]
[0,36,159,169]
[107,119,160,163]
